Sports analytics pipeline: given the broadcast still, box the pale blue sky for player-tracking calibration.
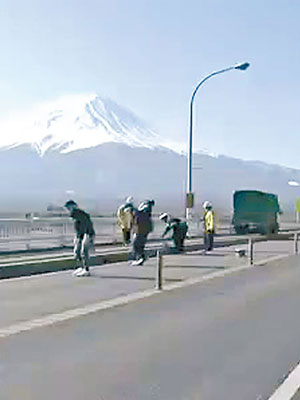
[0,0,299,168]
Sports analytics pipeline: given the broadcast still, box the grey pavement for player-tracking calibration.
[0,240,292,329]
[0,239,299,400]
[1,252,300,399]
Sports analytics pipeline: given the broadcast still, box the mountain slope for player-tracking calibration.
[0,94,184,156]
[0,94,299,215]
[0,142,300,215]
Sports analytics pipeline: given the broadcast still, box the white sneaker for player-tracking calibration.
[73,267,83,276]
[131,258,144,266]
[76,269,91,277]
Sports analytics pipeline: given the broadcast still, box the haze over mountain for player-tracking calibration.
[0,94,299,216]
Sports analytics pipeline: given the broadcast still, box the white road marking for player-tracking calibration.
[0,253,289,340]
[267,360,300,400]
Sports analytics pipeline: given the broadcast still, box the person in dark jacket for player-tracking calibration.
[160,213,188,252]
[64,200,95,277]
[131,200,155,266]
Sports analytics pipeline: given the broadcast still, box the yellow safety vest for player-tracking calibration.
[117,205,133,230]
[204,210,215,233]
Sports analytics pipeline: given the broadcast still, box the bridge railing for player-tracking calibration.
[0,216,208,252]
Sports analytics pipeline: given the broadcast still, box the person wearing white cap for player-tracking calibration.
[117,196,134,246]
[160,213,188,253]
[202,201,215,253]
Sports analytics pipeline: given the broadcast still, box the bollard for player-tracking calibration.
[156,250,163,290]
[248,237,254,265]
[294,232,299,255]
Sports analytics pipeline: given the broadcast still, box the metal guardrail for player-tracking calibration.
[0,217,207,252]
[0,215,297,254]
[243,231,300,266]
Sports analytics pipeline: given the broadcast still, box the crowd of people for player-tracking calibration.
[64,197,215,277]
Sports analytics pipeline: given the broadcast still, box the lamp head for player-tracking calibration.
[234,62,250,71]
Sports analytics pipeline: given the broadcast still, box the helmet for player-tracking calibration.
[138,199,155,212]
[159,213,168,221]
[138,201,147,211]
[203,201,212,210]
[64,199,78,208]
[125,196,133,204]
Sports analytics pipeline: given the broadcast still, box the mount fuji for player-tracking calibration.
[0,94,185,156]
[0,93,299,215]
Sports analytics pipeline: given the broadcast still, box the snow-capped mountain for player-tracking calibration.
[0,93,299,215]
[0,94,185,156]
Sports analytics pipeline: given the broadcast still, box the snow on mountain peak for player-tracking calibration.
[0,94,186,156]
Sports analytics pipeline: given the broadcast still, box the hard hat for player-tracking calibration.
[138,199,155,211]
[203,201,212,209]
[143,199,155,206]
[138,201,147,211]
[125,196,133,204]
[64,200,78,208]
[159,213,168,221]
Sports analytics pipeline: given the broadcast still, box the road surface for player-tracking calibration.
[0,241,300,399]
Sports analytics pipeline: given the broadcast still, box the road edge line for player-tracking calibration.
[267,360,300,400]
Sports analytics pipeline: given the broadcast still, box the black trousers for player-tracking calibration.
[132,233,148,260]
[173,236,185,252]
[204,232,214,251]
[122,229,131,244]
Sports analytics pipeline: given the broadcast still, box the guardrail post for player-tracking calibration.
[26,221,31,250]
[248,237,254,265]
[156,250,163,290]
[60,223,65,247]
[294,232,298,255]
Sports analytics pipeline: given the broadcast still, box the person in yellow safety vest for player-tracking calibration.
[117,196,134,246]
[203,201,215,253]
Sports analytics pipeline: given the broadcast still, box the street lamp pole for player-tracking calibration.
[186,62,250,220]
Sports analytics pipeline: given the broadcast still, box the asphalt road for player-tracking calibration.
[1,241,300,399]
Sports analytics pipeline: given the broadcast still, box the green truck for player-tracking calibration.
[232,190,281,235]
